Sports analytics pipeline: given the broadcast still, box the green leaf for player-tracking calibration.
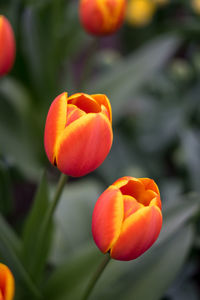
[49,179,102,264]
[21,172,52,282]
[160,193,200,244]
[0,216,42,299]
[44,243,102,300]
[86,35,180,121]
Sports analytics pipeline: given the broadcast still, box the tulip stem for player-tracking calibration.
[82,254,111,300]
[45,173,68,227]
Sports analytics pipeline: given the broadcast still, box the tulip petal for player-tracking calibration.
[0,16,15,76]
[91,94,112,122]
[79,0,105,35]
[68,93,101,114]
[113,177,160,207]
[110,206,162,261]
[123,195,143,220]
[113,176,134,189]
[65,104,86,127]
[96,0,126,33]
[92,186,124,253]
[139,178,160,194]
[0,264,15,300]
[56,112,113,177]
[44,92,67,164]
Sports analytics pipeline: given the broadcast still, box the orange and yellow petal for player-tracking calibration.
[123,195,143,220]
[44,92,67,164]
[79,0,104,35]
[0,264,15,300]
[110,205,162,260]
[68,93,101,114]
[92,186,124,253]
[79,0,126,36]
[56,112,113,177]
[65,104,86,127]
[91,94,112,122]
[0,16,15,76]
[139,178,160,195]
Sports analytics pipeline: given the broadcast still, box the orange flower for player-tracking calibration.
[44,92,113,177]
[79,0,126,36]
[92,176,162,261]
[0,263,15,300]
[0,16,15,76]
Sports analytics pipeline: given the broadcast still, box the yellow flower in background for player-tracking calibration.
[192,0,200,14]
[126,0,156,27]
[153,0,169,6]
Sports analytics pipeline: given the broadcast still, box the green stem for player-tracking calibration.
[82,254,111,300]
[43,173,68,232]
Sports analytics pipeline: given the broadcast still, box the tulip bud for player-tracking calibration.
[44,92,113,177]
[0,263,15,300]
[126,0,155,27]
[0,16,15,76]
[92,176,162,261]
[79,0,126,36]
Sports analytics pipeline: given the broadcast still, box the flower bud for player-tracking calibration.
[0,263,15,300]
[0,16,15,76]
[79,0,126,36]
[44,92,113,177]
[92,176,162,261]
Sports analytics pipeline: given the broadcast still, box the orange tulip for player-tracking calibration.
[79,0,126,36]
[92,176,162,261]
[0,263,15,300]
[0,16,15,76]
[44,92,113,177]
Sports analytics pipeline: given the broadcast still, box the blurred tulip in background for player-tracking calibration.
[0,263,15,300]
[126,0,156,26]
[79,0,126,35]
[0,15,15,77]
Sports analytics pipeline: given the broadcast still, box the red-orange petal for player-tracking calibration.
[92,186,124,253]
[56,112,113,177]
[0,16,15,76]
[0,263,15,300]
[110,206,162,261]
[44,92,67,164]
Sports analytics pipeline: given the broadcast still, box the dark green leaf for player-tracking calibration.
[21,172,52,282]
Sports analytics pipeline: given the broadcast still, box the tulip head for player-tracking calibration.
[44,92,113,177]
[0,16,15,76]
[92,176,162,261]
[126,0,156,27]
[0,263,15,300]
[79,0,126,36]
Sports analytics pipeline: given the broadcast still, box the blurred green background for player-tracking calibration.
[1,0,200,299]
